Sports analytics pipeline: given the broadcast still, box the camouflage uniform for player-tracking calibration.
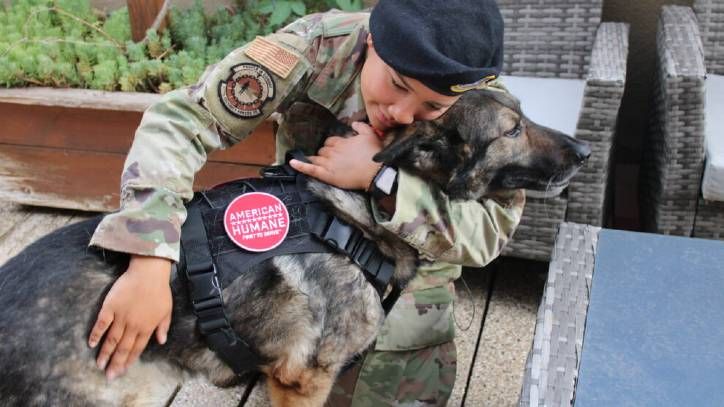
[91,10,524,406]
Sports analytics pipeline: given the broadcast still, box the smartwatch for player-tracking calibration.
[369,165,399,199]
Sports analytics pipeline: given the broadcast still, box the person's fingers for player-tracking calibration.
[155,313,171,345]
[289,158,331,181]
[124,332,152,372]
[324,136,342,146]
[88,307,114,348]
[351,121,375,135]
[96,320,125,371]
[317,146,334,158]
[307,156,334,176]
[105,328,139,380]
[289,158,312,174]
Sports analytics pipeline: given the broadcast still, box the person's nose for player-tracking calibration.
[388,98,416,125]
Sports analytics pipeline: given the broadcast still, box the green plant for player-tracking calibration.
[246,0,362,29]
[0,0,363,93]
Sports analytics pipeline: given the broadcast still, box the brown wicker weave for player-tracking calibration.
[640,2,724,240]
[497,0,629,261]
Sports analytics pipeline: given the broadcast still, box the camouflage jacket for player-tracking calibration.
[90,10,524,351]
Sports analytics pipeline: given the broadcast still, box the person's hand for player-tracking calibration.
[289,122,383,190]
[88,255,173,380]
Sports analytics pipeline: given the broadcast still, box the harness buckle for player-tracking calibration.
[260,164,297,181]
[322,217,355,251]
[187,266,223,309]
[314,214,397,299]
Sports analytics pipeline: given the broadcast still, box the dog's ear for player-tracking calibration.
[372,132,420,164]
[284,102,352,140]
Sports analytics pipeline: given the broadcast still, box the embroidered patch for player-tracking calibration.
[450,74,498,93]
[224,192,290,252]
[243,36,300,79]
[218,63,275,119]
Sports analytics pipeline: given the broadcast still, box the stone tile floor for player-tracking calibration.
[0,201,547,406]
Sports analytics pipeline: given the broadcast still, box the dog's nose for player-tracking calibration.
[574,142,592,165]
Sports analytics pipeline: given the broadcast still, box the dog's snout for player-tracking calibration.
[573,141,591,165]
[447,177,465,196]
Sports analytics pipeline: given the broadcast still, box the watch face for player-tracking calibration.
[376,166,398,195]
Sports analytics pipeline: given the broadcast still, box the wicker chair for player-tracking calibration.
[496,0,629,261]
[693,1,724,239]
[640,2,724,239]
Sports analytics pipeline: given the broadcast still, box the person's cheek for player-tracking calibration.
[419,110,445,122]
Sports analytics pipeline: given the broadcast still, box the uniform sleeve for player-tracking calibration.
[90,33,314,261]
[370,169,525,267]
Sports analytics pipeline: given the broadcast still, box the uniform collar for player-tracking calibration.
[307,24,368,110]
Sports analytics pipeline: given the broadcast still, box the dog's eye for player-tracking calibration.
[505,123,522,138]
[418,142,437,152]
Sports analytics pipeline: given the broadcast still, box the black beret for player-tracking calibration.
[369,0,504,96]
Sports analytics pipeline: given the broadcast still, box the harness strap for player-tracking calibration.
[182,200,266,375]
[281,149,402,312]
[309,210,395,299]
[179,150,403,375]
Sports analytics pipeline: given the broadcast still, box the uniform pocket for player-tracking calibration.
[375,286,455,351]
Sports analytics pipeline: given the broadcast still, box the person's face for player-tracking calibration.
[360,34,461,132]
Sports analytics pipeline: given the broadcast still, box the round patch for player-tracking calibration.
[223,192,290,252]
[218,63,275,118]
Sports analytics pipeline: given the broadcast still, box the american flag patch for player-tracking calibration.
[243,36,300,79]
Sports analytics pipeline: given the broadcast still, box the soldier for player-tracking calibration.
[87,0,524,405]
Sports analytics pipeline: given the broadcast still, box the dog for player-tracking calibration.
[0,88,590,406]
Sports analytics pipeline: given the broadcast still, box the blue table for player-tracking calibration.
[519,223,724,406]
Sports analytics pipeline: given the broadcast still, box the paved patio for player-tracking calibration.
[0,201,546,406]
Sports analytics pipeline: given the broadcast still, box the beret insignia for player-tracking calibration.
[450,74,498,93]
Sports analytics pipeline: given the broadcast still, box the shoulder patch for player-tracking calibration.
[218,63,275,119]
[243,36,300,79]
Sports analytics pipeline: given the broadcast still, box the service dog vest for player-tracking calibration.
[177,154,399,375]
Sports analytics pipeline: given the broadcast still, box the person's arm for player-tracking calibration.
[290,121,525,267]
[91,33,313,260]
[371,170,524,267]
[87,33,314,380]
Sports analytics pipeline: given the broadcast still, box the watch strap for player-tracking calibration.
[370,165,398,199]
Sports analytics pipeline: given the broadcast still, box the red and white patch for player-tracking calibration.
[223,192,290,252]
[218,63,275,118]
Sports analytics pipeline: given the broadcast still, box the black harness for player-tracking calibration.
[177,152,401,375]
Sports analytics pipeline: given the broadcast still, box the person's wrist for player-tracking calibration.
[368,164,399,198]
[128,255,172,279]
[365,162,384,192]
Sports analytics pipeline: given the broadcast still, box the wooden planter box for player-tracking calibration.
[0,87,275,212]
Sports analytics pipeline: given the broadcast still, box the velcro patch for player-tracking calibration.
[244,36,300,79]
[218,63,275,119]
[224,192,290,252]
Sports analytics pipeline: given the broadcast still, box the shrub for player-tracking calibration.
[0,0,362,92]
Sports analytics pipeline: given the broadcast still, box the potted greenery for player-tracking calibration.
[0,0,364,211]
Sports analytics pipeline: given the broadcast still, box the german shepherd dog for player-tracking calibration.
[0,89,590,406]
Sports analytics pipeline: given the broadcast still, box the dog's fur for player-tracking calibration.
[0,89,590,406]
